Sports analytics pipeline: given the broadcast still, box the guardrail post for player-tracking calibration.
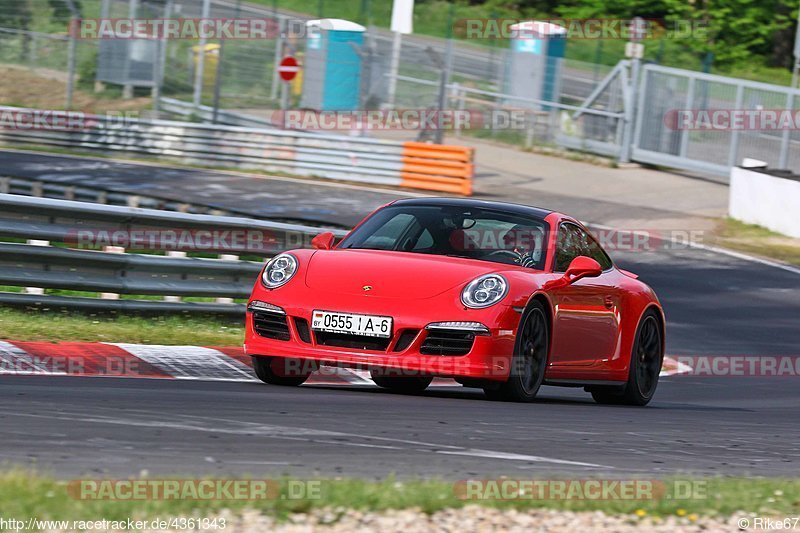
[31,181,44,197]
[163,250,187,302]
[0,177,9,194]
[215,254,239,304]
[100,246,125,300]
[24,240,50,295]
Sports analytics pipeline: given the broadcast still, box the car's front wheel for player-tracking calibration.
[484,301,549,402]
[252,356,313,386]
[589,310,663,406]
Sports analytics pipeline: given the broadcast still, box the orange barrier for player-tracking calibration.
[400,141,474,195]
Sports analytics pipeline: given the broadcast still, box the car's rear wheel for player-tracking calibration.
[590,310,663,406]
[484,301,549,402]
[370,370,433,393]
[252,356,313,386]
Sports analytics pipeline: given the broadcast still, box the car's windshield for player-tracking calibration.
[339,205,549,270]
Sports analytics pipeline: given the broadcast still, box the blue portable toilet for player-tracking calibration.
[301,19,366,111]
[505,21,567,110]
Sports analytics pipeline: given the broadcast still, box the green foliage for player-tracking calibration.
[0,0,33,30]
[261,0,800,78]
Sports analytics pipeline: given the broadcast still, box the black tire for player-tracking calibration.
[252,356,312,386]
[370,370,433,393]
[483,301,549,402]
[590,310,663,406]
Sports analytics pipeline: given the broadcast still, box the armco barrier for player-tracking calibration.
[0,194,346,314]
[0,106,475,195]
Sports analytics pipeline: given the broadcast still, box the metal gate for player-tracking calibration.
[632,64,800,178]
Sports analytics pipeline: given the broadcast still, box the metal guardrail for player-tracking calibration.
[159,98,282,130]
[0,194,347,314]
[0,106,475,194]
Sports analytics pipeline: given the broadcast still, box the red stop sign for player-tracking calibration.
[278,56,299,82]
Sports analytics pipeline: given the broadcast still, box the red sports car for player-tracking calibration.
[245,198,665,405]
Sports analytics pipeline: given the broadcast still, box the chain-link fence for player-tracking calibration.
[4,0,800,178]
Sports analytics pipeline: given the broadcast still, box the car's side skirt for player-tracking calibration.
[544,378,627,388]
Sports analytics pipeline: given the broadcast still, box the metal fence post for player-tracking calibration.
[270,17,286,101]
[778,91,794,169]
[386,30,402,108]
[65,24,77,109]
[436,8,455,144]
[679,76,696,158]
[619,59,639,163]
[193,0,211,110]
[63,0,81,110]
[727,84,744,168]
[123,0,138,99]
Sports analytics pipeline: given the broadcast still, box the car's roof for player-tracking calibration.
[390,197,553,219]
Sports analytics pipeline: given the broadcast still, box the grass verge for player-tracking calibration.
[0,471,799,522]
[711,218,800,267]
[0,307,244,345]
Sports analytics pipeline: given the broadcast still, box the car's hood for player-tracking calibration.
[304,249,500,299]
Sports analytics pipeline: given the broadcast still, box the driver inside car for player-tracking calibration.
[499,224,543,268]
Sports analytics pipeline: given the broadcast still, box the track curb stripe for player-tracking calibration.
[0,340,689,382]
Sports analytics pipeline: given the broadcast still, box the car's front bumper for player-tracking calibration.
[243,292,521,381]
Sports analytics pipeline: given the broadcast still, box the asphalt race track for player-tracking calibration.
[1,150,799,479]
[0,150,411,227]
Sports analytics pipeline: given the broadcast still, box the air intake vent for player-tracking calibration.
[315,331,391,351]
[294,318,312,343]
[392,329,419,352]
[420,329,475,356]
[252,310,291,341]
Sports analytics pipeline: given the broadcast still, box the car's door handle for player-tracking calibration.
[604,296,614,309]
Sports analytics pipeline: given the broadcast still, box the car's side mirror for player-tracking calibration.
[563,256,602,284]
[311,232,335,250]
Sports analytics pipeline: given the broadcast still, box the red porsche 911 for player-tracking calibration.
[245,198,665,405]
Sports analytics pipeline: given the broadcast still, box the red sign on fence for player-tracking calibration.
[278,56,299,82]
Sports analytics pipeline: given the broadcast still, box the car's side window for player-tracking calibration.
[554,224,580,272]
[584,231,614,271]
[554,223,613,272]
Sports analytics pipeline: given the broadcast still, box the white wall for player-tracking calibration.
[729,167,800,239]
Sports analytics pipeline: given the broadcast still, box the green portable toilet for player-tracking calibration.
[301,19,366,111]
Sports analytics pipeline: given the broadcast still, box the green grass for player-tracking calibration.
[0,307,244,345]
[713,218,800,266]
[0,470,799,522]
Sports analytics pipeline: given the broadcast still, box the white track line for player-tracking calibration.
[588,222,800,276]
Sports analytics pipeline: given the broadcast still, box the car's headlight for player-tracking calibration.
[461,274,508,309]
[261,253,298,289]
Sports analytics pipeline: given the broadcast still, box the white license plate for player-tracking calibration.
[311,310,393,338]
